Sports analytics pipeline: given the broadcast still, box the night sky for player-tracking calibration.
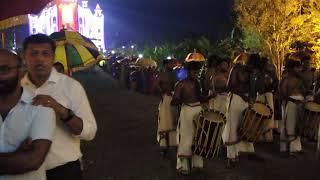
[89,0,234,48]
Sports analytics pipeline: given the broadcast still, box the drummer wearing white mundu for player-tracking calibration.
[280,53,305,156]
[171,61,204,175]
[224,53,265,168]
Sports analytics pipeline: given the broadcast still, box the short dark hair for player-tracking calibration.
[23,34,56,53]
[284,53,302,70]
[53,62,64,68]
[207,55,219,68]
[247,53,261,68]
[0,48,22,66]
[185,61,202,71]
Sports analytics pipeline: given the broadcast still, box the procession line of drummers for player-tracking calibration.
[156,52,320,175]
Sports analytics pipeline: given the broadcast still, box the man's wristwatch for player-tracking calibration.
[62,109,75,123]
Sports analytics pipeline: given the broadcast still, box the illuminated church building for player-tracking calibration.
[28,0,105,51]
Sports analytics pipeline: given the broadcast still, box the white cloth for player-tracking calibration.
[280,95,304,152]
[0,90,56,180]
[21,68,97,170]
[223,94,254,159]
[176,104,202,156]
[208,93,229,115]
[176,104,203,171]
[157,95,177,147]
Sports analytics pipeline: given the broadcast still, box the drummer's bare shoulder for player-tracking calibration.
[301,70,314,85]
[237,67,249,83]
[281,74,303,97]
[229,65,246,80]
[214,74,228,90]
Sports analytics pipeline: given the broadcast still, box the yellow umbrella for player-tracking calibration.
[50,30,103,75]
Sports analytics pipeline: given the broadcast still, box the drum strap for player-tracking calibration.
[264,94,269,105]
[227,93,234,115]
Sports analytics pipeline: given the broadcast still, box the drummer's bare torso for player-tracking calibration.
[257,72,274,94]
[171,79,201,105]
[301,69,314,95]
[281,73,305,98]
[212,71,229,93]
[158,71,174,95]
[228,65,249,98]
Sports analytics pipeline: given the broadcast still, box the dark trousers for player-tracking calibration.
[46,160,83,180]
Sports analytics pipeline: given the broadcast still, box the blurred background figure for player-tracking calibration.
[53,62,65,74]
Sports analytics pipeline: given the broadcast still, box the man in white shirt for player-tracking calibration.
[21,34,97,180]
[0,49,56,180]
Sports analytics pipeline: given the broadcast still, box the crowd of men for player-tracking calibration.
[0,34,97,180]
[156,52,320,175]
[2,33,318,179]
[103,57,159,94]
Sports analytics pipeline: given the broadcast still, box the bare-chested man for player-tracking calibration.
[256,57,277,142]
[171,61,203,175]
[280,54,305,156]
[207,56,230,115]
[223,54,262,168]
[156,60,178,157]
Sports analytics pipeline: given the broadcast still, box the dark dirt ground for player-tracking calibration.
[73,67,320,180]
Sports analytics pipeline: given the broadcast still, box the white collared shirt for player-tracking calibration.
[0,90,56,180]
[21,68,97,170]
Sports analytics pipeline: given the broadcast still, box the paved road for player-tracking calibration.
[74,67,320,180]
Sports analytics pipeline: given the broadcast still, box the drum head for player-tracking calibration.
[305,102,320,112]
[201,110,226,123]
[252,102,271,117]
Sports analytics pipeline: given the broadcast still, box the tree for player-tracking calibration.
[211,37,239,60]
[242,29,263,53]
[142,37,215,67]
[143,43,176,67]
[175,36,213,59]
[234,0,320,78]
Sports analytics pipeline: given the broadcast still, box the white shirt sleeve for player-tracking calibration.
[70,81,97,141]
[29,106,56,141]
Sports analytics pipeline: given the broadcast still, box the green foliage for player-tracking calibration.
[211,37,239,60]
[234,0,320,77]
[117,35,242,70]
[140,36,240,67]
[242,30,263,53]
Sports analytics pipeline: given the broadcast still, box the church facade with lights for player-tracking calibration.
[28,0,105,51]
